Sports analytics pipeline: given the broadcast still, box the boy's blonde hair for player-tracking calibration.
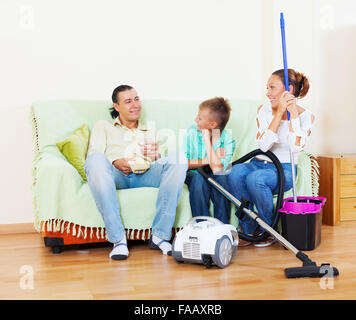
[199,97,231,130]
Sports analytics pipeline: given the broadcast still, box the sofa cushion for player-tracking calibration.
[56,124,90,181]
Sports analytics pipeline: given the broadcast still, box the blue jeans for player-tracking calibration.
[185,170,231,224]
[227,157,296,234]
[84,152,188,243]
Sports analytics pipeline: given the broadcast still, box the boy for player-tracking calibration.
[183,97,236,224]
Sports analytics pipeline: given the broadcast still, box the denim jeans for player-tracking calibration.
[185,170,231,224]
[227,157,296,234]
[84,152,188,243]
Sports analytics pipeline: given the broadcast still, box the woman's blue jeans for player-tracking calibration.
[185,170,231,224]
[227,157,296,234]
[84,152,188,243]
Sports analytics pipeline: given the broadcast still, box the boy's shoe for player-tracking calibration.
[109,241,129,260]
[149,235,172,256]
[253,236,277,248]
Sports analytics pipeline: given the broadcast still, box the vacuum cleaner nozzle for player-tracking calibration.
[285,264,339,279]
[285,251,340,278]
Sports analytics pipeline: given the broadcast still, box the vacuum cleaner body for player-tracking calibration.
[172,217,239,268]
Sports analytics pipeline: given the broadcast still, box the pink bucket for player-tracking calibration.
[280,196,326,250]
[279,196,326,215]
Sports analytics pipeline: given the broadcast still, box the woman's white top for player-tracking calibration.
[256,101,314,164]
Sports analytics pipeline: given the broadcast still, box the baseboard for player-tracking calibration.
[0,223,36,235]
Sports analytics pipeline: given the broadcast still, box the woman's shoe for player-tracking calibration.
[237,229,259,247]
[238,239,252,247]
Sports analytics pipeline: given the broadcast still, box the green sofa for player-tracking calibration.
[30,99,319,253]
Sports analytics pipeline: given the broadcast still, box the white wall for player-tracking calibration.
[313,0,356,154]
[0,0,264,224]
[1,0,355,225]
[272,0,356,156]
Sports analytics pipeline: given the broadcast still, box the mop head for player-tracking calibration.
[285,263,339,279]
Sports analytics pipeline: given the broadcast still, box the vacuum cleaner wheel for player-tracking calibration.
[172,237,183,264]
[213,235,233,268]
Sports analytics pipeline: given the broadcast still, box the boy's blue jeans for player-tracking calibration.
[84,152,188,243]
[185,170,231,224]
[227,157,296,234]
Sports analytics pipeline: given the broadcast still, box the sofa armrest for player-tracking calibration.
[34,153,83,183]
[32,152,87,232]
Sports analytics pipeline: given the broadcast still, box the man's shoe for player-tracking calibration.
[109,242,129,260]
[149,235,172,256]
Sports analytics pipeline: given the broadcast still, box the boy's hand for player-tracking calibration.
[201,129,211,144]
[215,148,226,159]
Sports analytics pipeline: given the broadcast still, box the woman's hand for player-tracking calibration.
[268,92,296,135]
[286,96,298,118]
[278,91,296,116]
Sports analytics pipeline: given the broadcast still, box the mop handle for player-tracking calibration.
[280,12,297,202]
[280,12,290,121]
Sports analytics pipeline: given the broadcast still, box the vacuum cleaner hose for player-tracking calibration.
[199,149,285,243]
[231,149,285,242]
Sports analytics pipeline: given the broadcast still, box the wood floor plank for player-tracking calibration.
[0,222,355,300]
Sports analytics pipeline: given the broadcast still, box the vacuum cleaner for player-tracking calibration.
[172,216,239,268]
[172,149,285,269]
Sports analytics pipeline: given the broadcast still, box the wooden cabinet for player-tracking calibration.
[318,154,356,225]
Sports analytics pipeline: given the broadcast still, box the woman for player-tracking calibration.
[228,69,315,247]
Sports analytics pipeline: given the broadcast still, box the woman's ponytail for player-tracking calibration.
[295,72,310,98]
[272,69,310,98]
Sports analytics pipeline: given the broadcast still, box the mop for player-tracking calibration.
[280,12,298,203]
[197,13,339,279]
[278,12,338,278]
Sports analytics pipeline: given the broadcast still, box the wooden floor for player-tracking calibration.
[1,221,356,300]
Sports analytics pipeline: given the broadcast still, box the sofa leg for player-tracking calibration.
[44,237,64,254]
[52,246,62,254]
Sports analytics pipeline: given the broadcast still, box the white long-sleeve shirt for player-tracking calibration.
[87,117,167,164]
[256,102,314,164]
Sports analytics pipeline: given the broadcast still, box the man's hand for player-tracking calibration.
[112,158,134,175]
[141,142,160,161]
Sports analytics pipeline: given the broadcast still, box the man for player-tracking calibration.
[84,85,188,260]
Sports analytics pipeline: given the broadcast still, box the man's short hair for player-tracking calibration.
[109,85,134,119]
[199,97,231,130]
